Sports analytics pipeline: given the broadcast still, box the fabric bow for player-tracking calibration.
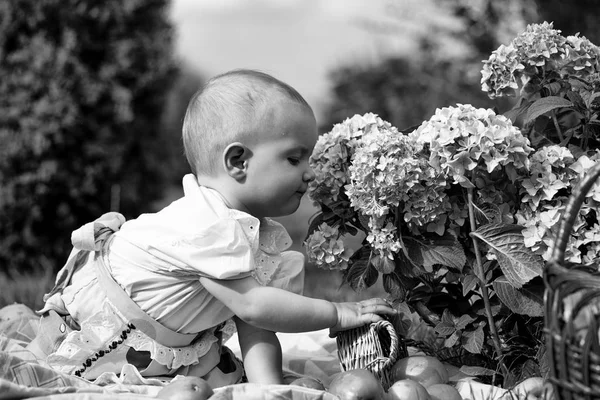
[41,212,126,307]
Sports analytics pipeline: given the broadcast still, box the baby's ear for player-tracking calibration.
[223,142,251,180]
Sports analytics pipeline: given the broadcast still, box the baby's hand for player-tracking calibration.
[329,298,396,338]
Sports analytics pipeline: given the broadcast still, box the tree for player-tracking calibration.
[0,0,176,273]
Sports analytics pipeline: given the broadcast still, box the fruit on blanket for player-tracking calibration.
[391,356,449,388]
[426,383,462,400]
[387,379,431,400]
[156,376,213,400]
[328,368,384,400]
[290,376,326,390]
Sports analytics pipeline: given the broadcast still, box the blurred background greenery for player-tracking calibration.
[1,0,598,310]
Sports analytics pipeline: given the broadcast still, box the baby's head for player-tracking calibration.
[183,69,313,177]
[182,69,318,218]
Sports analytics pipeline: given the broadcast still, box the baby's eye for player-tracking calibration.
[287,157,300,166]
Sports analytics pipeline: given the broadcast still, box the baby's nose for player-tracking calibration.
[303,168,316,182]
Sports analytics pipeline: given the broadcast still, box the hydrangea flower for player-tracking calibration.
[578,223,600,265]
[562,35,600,78]
[345,124,451,236]
[517,203,570,262]
[519,145,577,210]
[481,22,600,97]
[366,219,401,262]
[517,149,600,263]
[511,21,566,69]
[308,113,395,207]
[412,104,532,188]
[304,223,353,270]
[481,44,525,98]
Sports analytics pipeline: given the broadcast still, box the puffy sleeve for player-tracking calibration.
[266,250,306,295]
[144,217,259,280]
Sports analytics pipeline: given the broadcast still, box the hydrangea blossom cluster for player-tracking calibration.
[519,145,577,210]
[481,22,600,98]
[308,113,396,207]
[516,148,600,263]
[411,104,532,189]
[346,127,450,237]
[366,220,401,262]
[563,35,600,77]
[303,223,352,271]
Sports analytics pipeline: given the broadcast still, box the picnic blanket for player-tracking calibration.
[0,303,504,400]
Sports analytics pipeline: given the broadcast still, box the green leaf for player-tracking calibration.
[434,321,456,336]
[588,91,600,108]
[445,331,460,347]
[462,274,479,296]
[470,223,543,288]
[471,202,492,226]
[305,212,325,239]
[389,301,414,337]
[492,277,544,316]
[503,99,532,124]
[524,96,573,124]
[544,81,563,96]
[441,308,454,324]
[372,254,395,274]
[383,271,408,300]
[459,365,496,377]
[404,235,466,272]
[455,314,476,330]
[566,90,586,110]
[343,253,379,292]
[394,247,427,277]
[462,324,484,354]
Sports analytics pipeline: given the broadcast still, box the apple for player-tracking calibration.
[289,376,326,390]
[328,369,385,400]
[387,379,431,400]
[391,356,449,388]
[156,376,213,400]
[426,383,462,400]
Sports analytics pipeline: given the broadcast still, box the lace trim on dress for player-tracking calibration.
[47,298,218,374]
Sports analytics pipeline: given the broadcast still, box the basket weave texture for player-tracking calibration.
[336,320,407,390]
[545,161,600,400]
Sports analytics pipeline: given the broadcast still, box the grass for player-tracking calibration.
[0,267,55,310]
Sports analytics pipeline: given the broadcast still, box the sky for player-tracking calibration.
[168,0,462,120]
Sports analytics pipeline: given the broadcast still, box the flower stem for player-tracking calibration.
[467,188,503,359]
[551,110,564,142]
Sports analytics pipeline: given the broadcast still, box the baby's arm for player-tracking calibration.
[234,316,283,384]
[200,275,395,334]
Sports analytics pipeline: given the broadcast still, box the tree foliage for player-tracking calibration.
[0,0,177,273]
[324,44,498,132]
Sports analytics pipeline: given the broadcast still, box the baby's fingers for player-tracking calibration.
[362,298,397,316]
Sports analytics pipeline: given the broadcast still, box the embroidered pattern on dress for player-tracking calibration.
[251,219,291,286]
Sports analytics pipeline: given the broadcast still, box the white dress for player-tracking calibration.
[38,174,305,381]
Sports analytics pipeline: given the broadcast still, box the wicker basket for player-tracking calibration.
[336,320,408,390]
[545,161,600,400]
